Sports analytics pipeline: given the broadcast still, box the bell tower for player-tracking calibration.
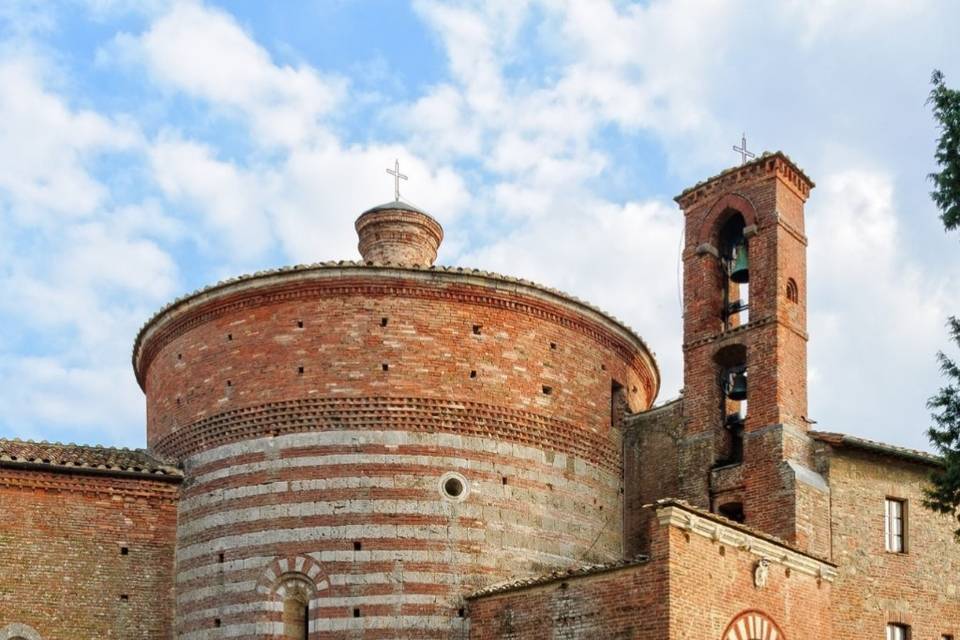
[675,152,828,555]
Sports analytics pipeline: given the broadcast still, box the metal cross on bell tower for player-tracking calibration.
[733,133,755,165]
[386,159,408,202]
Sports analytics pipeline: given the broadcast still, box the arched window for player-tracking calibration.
[275,573,315,640]
[257,555,329,640]
[786,278,799,303]
[282,587,309,640]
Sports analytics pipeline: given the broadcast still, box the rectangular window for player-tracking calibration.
[886,624,909,640]
[884,498,906,553]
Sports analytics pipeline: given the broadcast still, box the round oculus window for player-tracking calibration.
[438,472,469,502]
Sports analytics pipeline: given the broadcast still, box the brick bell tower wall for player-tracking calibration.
[133,266,658,638]
[626,153,830,560]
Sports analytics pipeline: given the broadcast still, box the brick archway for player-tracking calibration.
[0,623,42,640]
[255,554,331,639]
[255,554,329,597]
[696,192,759,246]
[722,610,784,640]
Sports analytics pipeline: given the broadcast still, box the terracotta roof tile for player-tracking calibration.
[465,555,650,599]
[0,438,182,478]
[809,431,941,467]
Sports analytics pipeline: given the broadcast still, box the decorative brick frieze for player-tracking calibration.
[152,396,620,473]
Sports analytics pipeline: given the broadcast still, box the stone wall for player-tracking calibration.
[0,467,179,639]
[821,446,960,639]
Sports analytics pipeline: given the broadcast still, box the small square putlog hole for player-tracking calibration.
[542,385,553,395]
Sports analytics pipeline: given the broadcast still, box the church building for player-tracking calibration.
[0,151,957,639]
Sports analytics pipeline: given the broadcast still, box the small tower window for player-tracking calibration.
[786,277,799,303]
[718,501,745,523]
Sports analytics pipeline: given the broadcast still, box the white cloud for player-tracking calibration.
[0,357,144,446]
[808,170,960,448]
[149,135,275,259]
[0,58,139,222]
[130,1,346,148]
[1,0,958,456]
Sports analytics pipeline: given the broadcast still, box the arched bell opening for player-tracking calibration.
[714,344,747,466]
[717,212,750,330]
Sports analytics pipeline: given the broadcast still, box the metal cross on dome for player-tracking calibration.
[386,159,408,202]
[733,133,755,165]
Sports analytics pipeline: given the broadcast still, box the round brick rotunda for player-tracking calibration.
[133,199,660,638]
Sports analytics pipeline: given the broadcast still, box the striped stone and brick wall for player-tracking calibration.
[135,264,659,638]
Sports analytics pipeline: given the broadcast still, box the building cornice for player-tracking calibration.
[653,500,837,582]
[675,152,815,209]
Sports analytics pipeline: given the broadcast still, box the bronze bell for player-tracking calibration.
[729,241,749,284]
[727,371,748,401]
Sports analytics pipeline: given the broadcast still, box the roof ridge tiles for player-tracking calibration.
[809,430,941,467]
[0,438,183,478]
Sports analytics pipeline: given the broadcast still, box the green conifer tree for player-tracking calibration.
[924,70,960,537]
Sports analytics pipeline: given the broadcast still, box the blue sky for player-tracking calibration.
[0,0,958,451]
